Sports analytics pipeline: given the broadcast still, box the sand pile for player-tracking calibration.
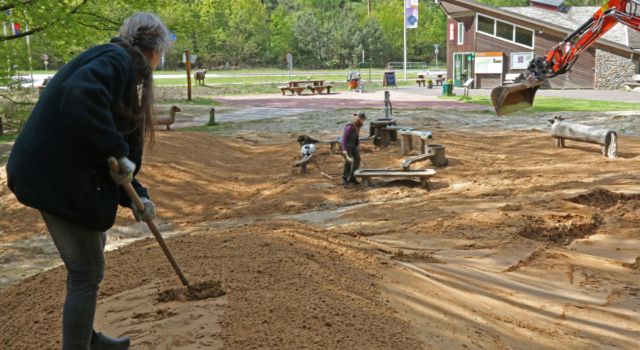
[2,128,640,349]
[157,281,225,302]
[0,221,424,349]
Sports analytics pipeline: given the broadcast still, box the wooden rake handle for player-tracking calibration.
[108,157,190,287]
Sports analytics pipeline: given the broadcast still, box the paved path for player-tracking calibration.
[173,107,316,128]
[401,85,640,103]
[214,90,489,111]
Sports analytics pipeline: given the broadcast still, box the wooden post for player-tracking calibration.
[185,49,192,101]
[208,108,216,125]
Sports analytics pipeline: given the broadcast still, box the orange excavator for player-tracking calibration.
[492,0,640,115]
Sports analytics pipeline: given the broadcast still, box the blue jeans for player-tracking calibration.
[42,212,106,350]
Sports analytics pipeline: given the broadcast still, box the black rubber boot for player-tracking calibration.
[90,331,130,350]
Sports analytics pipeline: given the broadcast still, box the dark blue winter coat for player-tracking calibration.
[6,43,149,231]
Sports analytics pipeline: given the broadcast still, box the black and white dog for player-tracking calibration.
[297,135,319,157]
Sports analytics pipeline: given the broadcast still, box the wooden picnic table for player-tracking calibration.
[288,80,325,87]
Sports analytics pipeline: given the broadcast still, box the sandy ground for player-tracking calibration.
[2,106,640,348]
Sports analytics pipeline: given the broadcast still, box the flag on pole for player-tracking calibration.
[405,0,419,29]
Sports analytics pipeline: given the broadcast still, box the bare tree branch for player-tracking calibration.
[0,92,33,105]
[0,0,89,42]
[0,27,44,42]
[74,10,121,26]
[0,0,38,13]
[77,20,118,32]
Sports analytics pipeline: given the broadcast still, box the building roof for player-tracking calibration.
[628,26,640,49]
[437,0,639,59]
[502,6,628,47]
[530,0,564,7]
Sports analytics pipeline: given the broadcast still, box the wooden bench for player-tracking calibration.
[624,74,640,90]
[435,74,445,86]
[416,79,426,86]
[307,85,332,94]
[354,168,436,189]
[280,86,306,96]
[399,130,433,155]
[154,105,181,131]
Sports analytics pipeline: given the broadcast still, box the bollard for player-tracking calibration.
[208,107,216,125]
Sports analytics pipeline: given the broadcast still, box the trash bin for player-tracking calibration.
[442,83,453,96]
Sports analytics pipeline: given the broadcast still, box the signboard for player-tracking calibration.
[383,71,397,88]
[474,52,503,74]
[510,52,534,70]
[182,53,198,64]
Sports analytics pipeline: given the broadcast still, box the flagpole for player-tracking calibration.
[403,0,407,82]
[26,24,34,87]
[2,21,8,76]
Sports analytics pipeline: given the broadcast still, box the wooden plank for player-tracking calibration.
[355,169,436,177]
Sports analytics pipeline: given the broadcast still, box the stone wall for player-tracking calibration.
[595,50,637,90]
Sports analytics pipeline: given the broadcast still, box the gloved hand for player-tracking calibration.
[109,157,136,185]
[342,151,353,163]
[131,197,156,222]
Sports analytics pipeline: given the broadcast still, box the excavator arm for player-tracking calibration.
[492,0,640,115]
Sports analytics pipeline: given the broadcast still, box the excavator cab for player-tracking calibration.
[491,74,546,116]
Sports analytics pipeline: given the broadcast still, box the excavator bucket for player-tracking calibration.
[491,78,544,116]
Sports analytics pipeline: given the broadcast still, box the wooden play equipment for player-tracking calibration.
[548,116,617,158]
[369,119,398,148]
[399,130,434,155]
[355,168,436,189]
[293,134,374,173]
[355,144,446,189]
[402,144,448,170]
[293,153,315,173]
[154,105,181,131]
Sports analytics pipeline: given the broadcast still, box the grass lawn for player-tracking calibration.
[154,80,414,96]
[19,67,445,76]
[440,95,640,113]
[153,73,421,86]
[0,133,17,143]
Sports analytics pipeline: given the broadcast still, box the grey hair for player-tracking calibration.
[119,12,172,55]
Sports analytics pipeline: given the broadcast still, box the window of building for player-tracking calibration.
[457,22,464,45]
[477,15,495,35]
[496,21,513,41]
[515,27,533,47]
[476,14,534,49]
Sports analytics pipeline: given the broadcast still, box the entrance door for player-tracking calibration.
[453,52,474,87]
